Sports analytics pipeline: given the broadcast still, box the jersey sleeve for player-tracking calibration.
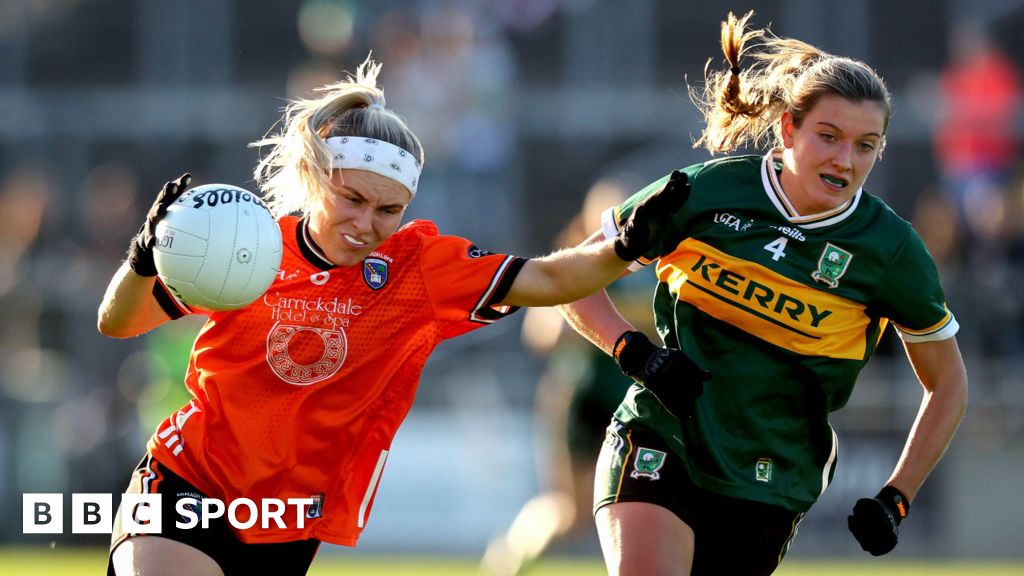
[420,235,526,339]
[153,277,195,319]
[875,227,959,343]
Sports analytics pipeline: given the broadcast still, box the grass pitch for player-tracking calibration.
[2,546,1021,575]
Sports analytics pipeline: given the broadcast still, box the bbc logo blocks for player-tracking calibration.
[23,493,160,535]
[22,493,314,534]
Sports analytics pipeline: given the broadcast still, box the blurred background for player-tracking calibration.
[1,0,1023,570]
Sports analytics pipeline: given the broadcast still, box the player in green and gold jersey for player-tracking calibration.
[560,11,969,576]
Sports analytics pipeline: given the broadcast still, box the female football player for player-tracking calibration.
[97,58,683,576]
[559,12,969,576]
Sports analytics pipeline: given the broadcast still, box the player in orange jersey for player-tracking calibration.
[97,57,688,576]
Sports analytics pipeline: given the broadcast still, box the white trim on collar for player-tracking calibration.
[759,150,862,229]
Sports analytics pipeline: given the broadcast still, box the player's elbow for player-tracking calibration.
[932,370,969,423]
[947,363,969,411]
[97,311,139,339]
[97,317,127,338]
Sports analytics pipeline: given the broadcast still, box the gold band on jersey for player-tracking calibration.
[657,238,872,360]
[894,309,958,343]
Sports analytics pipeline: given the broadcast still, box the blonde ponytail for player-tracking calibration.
[251,56,423,217]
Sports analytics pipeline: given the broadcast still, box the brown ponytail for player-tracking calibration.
[692,11,892,155]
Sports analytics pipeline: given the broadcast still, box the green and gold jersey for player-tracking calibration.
[603,151,958,512]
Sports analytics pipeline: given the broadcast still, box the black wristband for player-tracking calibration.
[127,234,158,277]
[877,486,910,525]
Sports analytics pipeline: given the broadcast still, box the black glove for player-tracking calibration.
[614,170,690,262]
[848,485,910,556]
[127,173,192,276]
[612,330,710,418]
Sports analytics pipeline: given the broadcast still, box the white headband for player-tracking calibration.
[326,136,421,196]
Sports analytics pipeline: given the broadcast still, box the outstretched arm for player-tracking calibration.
[498,171,690,308]
[499,232,627,308]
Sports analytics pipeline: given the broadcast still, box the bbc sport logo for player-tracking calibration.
[22,493,316,534]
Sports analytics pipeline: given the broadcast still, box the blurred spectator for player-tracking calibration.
[0,165,71,538]
[376,3,518,247]
[910,186,962,276]
[491,0,565,33]
[0,166,51,329]
[934,20,1021,247]
[60,162,149,493]
[0,165,59,399]
[482,175,653,575]
[932,21,1023,355]
[286,59,342,100]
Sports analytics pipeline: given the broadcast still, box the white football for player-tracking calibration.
[153,183,283,311]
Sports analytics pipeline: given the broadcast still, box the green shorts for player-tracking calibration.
[594,419,804,576]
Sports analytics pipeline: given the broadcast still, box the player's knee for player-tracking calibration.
[112,537,223,576]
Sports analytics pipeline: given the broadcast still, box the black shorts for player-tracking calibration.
[107,454,320,576]
[594,420,803,576]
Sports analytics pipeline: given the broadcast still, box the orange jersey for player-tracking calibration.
[146,216,524,545]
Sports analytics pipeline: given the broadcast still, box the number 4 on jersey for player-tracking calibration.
[763,237,788,261]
